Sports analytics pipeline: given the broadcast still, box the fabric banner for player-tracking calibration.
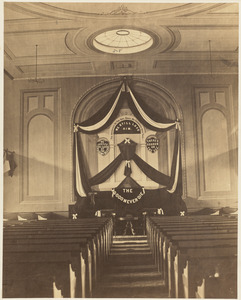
[74,133,91,197]
[89,154,123,186]
[132,153,170,186]
[88,137,180,190]
[74,81,179,134]
[74,83,125,134]
[89,138,137,186]
[127,87,177,131]
[73,188,187,216]
[112,187,145,204]
[76,134,181,196]
[167,129,182,193]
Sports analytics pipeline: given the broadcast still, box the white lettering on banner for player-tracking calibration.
[114,120,141,134]
[123,188,133,193]
[111,188,145,204]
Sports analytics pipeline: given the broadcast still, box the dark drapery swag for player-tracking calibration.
[74,79,182,199]
[88,134,180,188]
[76,83,125,134]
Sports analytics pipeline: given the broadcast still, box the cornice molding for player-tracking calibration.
[5,3,238,21]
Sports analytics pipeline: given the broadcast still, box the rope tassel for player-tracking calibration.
[124,160,132,176]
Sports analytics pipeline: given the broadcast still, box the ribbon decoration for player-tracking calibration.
[157,208,164,215]
[125,160,131,168]
[72,213,78,219]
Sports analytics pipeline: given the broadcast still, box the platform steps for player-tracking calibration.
[93,235,167,298]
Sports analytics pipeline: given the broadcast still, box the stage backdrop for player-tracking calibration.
[73,78,186,216]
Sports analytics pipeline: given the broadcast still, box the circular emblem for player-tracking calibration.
[146,135,159,153]
[97,138,110,156]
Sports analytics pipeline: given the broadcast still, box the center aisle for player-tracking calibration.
[93,235,168,298]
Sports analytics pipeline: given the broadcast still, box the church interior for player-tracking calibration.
[2,2,238,298]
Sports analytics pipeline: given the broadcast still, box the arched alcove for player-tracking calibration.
[72,77,186,198]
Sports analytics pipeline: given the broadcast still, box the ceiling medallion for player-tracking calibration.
[110,4,135,15]
[92,28,154,54]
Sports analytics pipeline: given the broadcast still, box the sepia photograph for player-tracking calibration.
[1,1,239,298]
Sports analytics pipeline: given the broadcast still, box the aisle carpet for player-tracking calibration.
[93,235,168,298]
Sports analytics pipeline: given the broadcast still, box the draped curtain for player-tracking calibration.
[74,80,182,198]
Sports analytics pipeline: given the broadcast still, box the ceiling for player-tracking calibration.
[4,2,239,80]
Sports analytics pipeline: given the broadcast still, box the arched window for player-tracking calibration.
[194,86,237,200]
[20,90,60,206]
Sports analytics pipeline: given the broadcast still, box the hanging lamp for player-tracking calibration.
[208,40,214,77]
[29,45,44,83]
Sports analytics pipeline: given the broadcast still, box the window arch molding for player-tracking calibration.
[198,106,228,138]
[199,103,227,120]
[26,111,55,124]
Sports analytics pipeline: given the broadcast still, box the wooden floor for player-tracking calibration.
[93,235,168,298]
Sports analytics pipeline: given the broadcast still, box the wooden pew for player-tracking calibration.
[4,232,97,295]
[161,229,237,287]
[145,216,237,298]
[3,241,88,298]
[3,217,113,298]
[146,216,237,259]
[167,237,237,298]
[3,225,112,295]
[4,217,114,262]
[172,242,237,298]
[148,218,237,265]
[146,216,236,262]
[181,248,237,298]
[4,228,106,278]
[4,217,114,269]
[146,216,237,277]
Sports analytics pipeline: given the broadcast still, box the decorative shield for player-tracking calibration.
[96,138,110,156]
[146,135,159,153]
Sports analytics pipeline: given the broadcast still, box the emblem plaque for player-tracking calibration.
[146,135,159,153]
[96,138,110,156]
